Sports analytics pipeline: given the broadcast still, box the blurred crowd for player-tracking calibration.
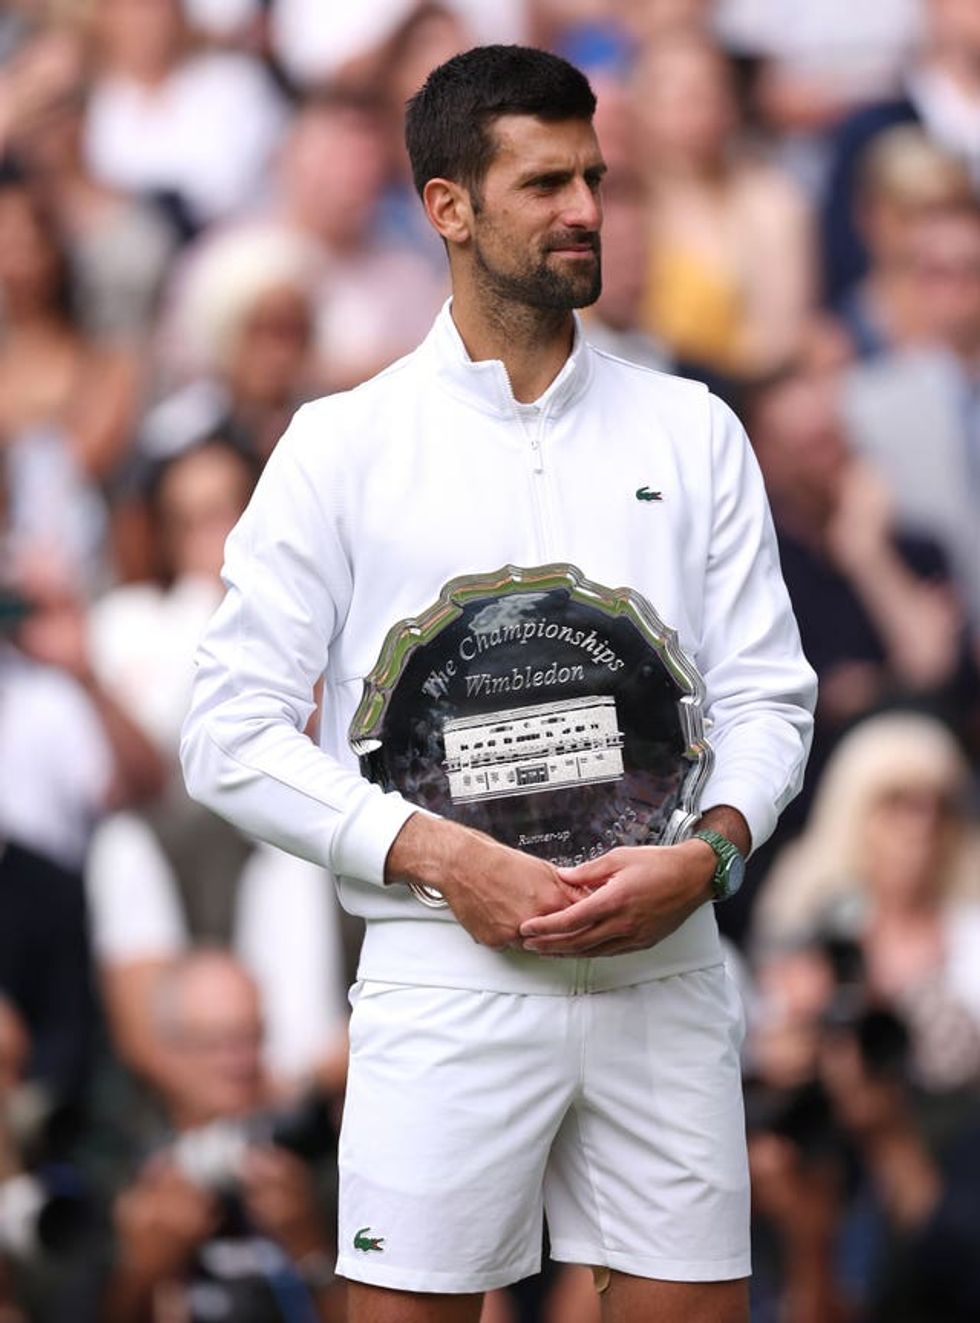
[1,1,979,1320]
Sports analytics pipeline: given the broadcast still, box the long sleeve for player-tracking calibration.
[179,408,417,886]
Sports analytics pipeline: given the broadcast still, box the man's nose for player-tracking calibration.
[562,176,602,232]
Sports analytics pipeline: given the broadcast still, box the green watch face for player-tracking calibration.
[693,829,745,901]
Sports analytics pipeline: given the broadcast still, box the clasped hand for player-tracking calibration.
[517,842,715,957]
[431,829,713,957]
[389,817,715,956]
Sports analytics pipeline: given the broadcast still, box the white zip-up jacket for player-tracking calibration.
[181,304,816,994]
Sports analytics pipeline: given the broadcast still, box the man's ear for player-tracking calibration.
[423,177,473,245]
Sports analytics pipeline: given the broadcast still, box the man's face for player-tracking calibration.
[909,210,980,353]
[467,115,605,312]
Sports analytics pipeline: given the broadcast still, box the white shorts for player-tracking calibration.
[336,965,750,1294]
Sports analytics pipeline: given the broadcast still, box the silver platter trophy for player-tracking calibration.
[349,564,713,906]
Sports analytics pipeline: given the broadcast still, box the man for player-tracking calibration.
[842,201,980,644]
[103,952,339,1322]
[181,45,816,1323]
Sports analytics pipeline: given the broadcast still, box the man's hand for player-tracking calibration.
[386,814,585,950]
[518,840,716,957]
[114,1162,219,1286]
[241,1146,327,1263]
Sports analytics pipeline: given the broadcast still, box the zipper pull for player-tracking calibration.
[530,434,544,475]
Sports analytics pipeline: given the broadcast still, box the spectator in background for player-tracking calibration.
[193,88,446,396]
[720,0,923,201]
[82,0,287,234]
[748,366,967,728]
[842,200,980,644]
[754,712,980,1094]
[742,362,972,869]
[276,89,447,392]
[1,446,164,1101]
[4,27,178,347]
[630,28,815,378]
[746,931,980,1323]
[0,159,138,490]
[822,0,980,303]
[101,951,341,1323]
[0,997,28,1323]
[150,225,319,467]
[268,0,525,91]
[373,3,473,268]
[835,126,974,360]
[85,439,349,1097]
[581,167,668,371]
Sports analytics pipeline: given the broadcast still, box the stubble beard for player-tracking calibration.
[471,229,602,314]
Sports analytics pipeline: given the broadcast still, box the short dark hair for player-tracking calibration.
[405,44,596,203]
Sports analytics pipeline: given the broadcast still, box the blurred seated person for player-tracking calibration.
[147,225,320,465]
[754,712,980,1094]
[86,440,349,1096]
[582,168,669,372]
[745,363,971,787]
[842,200,980,645]
[0,997,28,1323]
[719,0,922,141]
[102,952,342,1323]
[821,0,980,304]
[1,27,177,347]
[818,1024,980,1323]
[834,127,974,360]
[0,994,109,1323]
[630,28,816,377]
[255,86,446,392]
[82,0,286,232]
[748,922,980,1323]
[0,157,138,484]
[1,447,164,1102]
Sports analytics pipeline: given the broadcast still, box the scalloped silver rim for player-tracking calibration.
[348,564,713,907]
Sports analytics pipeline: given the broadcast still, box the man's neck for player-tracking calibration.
[449,287,575,404]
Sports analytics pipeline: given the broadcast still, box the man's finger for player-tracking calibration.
[555,856,616,886]
[522,922,624,955]
[520,886,615,936]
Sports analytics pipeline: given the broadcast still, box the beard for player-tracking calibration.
[471,225,602,312]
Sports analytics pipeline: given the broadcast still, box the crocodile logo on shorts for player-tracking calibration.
[635,486,663,502]
[354,1227,385,1252]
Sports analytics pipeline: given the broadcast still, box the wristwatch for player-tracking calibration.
[692,829,746,902]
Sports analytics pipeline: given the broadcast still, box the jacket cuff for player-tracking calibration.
[698,777,777,857]
[330,789,422,887]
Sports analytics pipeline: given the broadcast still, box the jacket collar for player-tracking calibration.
[423,298,593,419]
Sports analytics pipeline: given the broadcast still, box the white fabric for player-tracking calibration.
[270,0,527,87]
[89,576,222,754]
[182,301,816,994]
[336,966,750,1290]
[88,577,347,1079]
[5,427,107,589]
[234,844,349,1079]
[908,65,980,189]
[944,901,980,1021]
[0,650,112,869]
[184,0,259,38]
[717,0,922,97]
[85,815,348,1081]
[85,811,186,960]
[83,52,287,223]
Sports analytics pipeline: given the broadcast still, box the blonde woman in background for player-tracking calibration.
[753,711,980,1091]
[836,125,975,359]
